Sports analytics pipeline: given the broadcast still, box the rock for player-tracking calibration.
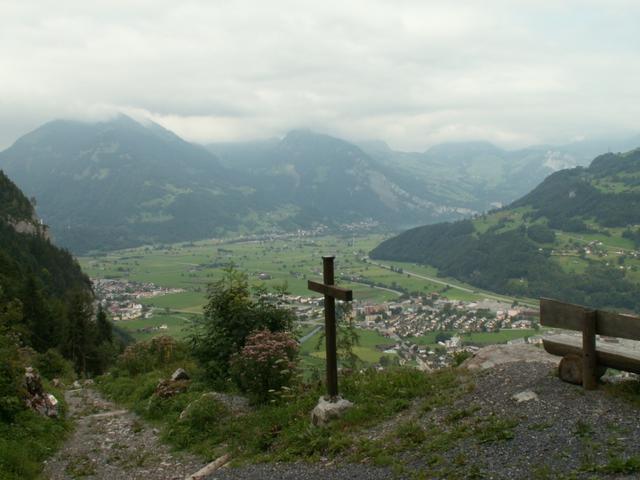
[558,353,583,385]
[24,367,43,396]
[461,344,558,370]
[23,367,59,417]
[171,368,190,381]
[512,390,539,403]
[557,353,606,386]
[52,378,63,388]
[154,379,190,398]
[83,379,94,386]
[72,380,81,389]
[311,396,353,426]
[28,392,59,418]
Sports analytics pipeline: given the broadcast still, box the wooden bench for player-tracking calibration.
[540,298,640,390]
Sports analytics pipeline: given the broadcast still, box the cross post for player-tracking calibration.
[308,255,353,399]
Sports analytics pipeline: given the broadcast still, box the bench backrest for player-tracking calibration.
[540,298,640,342]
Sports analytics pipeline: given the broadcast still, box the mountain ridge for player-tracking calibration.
[371,149,640,312]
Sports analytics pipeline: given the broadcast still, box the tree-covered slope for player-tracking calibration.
[371,149,640,311]
[0,170,90,300]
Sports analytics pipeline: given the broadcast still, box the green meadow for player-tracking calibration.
[408,329,539,347]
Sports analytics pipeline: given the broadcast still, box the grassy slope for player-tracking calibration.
[97,361,469,471]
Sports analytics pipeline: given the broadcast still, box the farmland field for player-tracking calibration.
[408,329,540,347]
[81,233,534,313]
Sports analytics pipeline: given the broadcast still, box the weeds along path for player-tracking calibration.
[43,386,206,480]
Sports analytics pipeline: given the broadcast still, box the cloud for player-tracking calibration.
[0,0,639,150]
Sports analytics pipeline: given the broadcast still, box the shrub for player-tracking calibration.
[35,349,75,381]
[117,336,190,376]
[0,336,26,422]
[230,330,298,404]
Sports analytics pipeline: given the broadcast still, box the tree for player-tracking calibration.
[190,266,294,384]
[96,305,113,344]
[64,290,94,376]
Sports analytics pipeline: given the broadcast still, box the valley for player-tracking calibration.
[79,232,542,370]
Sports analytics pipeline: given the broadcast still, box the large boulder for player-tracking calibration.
[460,344,557,370]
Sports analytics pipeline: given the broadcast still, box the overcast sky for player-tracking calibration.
[1,0,639,151]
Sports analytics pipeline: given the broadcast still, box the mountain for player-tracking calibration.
[210,130,473,230]
[0,119,473,253]
[370,149,640,312]
[0,170,90,300]
[359,136,640,213]
[0,169,96,363]
[4,114,638,255]
[0,115,261,252]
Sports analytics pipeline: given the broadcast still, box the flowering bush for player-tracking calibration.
[230,330,298,404]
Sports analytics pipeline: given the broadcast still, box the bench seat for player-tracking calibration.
[543,334,640,375]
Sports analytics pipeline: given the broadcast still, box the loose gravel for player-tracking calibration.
[43,387,206,480]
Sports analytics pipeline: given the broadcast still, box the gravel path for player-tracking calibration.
[208,463,393,480]
[408,362,640,478]
[43,387,206,480]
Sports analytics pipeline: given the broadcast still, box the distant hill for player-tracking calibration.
[371,149,640,312]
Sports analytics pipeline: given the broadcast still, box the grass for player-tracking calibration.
[604,378,640,408]
[409,329,539,346]
[115,312,198,341]
[300,328,397,365]
[0,394,71,480]
[97,364,468,465]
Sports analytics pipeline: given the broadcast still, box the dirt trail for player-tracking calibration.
[43,387,205,480]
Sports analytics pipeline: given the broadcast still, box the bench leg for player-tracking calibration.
[582,310,598,390]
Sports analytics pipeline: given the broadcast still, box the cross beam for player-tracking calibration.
[307,281,353,302]
[307,256,353,399]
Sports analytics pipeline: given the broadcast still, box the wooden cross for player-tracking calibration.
[308,256,353,399]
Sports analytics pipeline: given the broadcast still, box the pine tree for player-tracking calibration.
[21,276,57,352]
[96,304,112,344]
[64,289,93,376]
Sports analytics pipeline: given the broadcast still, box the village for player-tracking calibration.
[272,290,542,370]
[92,278,184,321]
[92,273,544,369]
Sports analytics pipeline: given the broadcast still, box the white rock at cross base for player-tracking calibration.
[311,396,353,426]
